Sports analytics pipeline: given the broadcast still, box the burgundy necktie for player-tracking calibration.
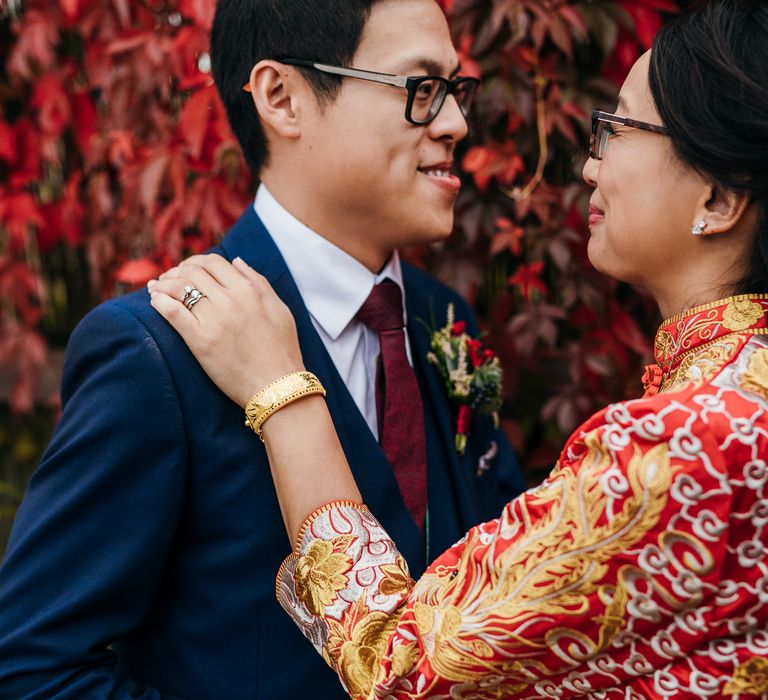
[357,280,427,530]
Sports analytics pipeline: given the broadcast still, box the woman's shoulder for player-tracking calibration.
[559,335,768,477]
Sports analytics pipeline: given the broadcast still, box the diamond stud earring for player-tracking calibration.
[692,220,707,236]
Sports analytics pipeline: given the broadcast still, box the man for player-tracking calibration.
[0,0,523,698]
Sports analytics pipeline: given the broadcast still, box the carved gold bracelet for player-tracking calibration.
[244,371,326,442]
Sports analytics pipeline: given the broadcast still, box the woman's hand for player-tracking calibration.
[148,255,305,408]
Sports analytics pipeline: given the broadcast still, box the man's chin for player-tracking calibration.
[384,203,454,247]
[412,216,454,246]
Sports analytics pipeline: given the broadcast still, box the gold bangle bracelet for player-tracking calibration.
[244,371,326,442]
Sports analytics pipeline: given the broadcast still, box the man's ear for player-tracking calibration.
[246,60,302,140]
[693,181,753,236]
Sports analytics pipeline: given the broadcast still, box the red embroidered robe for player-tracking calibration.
[277,296,768,699]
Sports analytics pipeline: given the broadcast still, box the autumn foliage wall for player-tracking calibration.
[0,0,682,514]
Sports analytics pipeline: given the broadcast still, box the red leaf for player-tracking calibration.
[179,86,214,161]
[61,0,81,20]
[138,151,171,215]
[106,32,149,55]
[491,217,524,257]
[456,36,481,79]
[604,29,642,86]
[463,146,492,173]
[10,374,36,415]
[462,144,524,191]
[621,2,664,50]
[0,122,15,162]
[71,90,98,153]
[508,261,548,301]
[7,10,59,80]
[30,73,72,137]
[38,173,84,250]
[547,15,573,59]
[610,303,652,356]
[6,121,42,188]
[107,130,136,168]
[0,262,45,324]
[633,0,678,11]
[115,258,162,286]
[0,326,48,415]
[179,0,215,31]
[0,191,45,249]
[558,6,588,39]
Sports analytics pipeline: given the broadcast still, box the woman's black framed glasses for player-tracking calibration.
[245,58,480,126]
[590,108,670,160]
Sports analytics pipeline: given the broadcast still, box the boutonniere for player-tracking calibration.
[425,304,503,455]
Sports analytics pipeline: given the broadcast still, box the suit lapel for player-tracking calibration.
[217,208,425,570]
[403,265,479,553]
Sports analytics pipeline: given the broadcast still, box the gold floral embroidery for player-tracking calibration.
[662,337,742,393]
[462,679,532,700]
[405,435,672,686]
[413,601,435,635]
[655,330,676,364]
[673,308,721,355]
[327,594,401,698]
[276,325,768,699]
[594,580,630,649]
[652,296,768,376]
[724,657,768,695]
[741,348,768,401]
[723,299,765,332]
[294,536,355,615]
[391,642,419,677]
[379,558,412,596]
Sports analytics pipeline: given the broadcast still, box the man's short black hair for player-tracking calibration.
[211,0,379,176]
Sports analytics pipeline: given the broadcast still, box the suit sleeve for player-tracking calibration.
[0,303,186,699]
[275,399,733,699]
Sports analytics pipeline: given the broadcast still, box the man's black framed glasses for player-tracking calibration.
[245,58,480,126]
[590,108,670,160]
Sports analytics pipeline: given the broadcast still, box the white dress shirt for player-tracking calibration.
[254,185,412,439]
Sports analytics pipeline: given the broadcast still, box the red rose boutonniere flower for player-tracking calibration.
[426,304,502,455]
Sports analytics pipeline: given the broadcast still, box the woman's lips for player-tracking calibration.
[589,204,605,227]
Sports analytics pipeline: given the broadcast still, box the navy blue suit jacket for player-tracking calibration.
[0,207,523,700]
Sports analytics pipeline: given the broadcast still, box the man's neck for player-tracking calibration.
[259,175,392,273]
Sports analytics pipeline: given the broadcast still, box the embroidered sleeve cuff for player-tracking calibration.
[275,501,415,684]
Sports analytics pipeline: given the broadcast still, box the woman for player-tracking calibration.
[148,1,768,697]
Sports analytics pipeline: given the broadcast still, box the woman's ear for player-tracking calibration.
[246,60,302,140]
[693,181,754,236]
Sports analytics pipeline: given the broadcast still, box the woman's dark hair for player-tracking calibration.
[649,0,768,294]
[211,0,379,176]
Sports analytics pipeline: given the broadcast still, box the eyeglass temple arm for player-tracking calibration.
[282,58,408,88]
[593,110,670,135]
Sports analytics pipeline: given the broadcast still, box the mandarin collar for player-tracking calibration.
[639,295,768,397]
[653,295,768,371]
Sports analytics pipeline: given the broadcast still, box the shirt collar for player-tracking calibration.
[254,184,407,340]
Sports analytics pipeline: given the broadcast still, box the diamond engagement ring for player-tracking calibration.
[182,286,205,309]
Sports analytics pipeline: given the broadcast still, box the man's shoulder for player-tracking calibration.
[74,289,167,340]
[73,242,230,341]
